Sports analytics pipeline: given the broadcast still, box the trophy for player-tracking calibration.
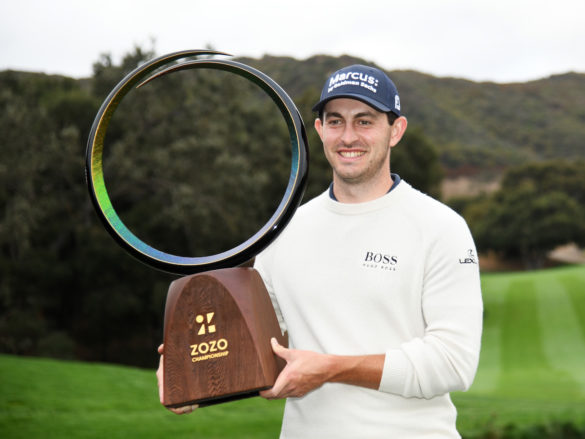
[85,50,308,407]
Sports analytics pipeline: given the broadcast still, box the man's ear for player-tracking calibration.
[314,118,324,141]
[390,116,408,147]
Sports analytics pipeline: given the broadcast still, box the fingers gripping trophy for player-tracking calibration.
[85,50,309,408]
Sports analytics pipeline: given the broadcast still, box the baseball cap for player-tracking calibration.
[312,64,401,117]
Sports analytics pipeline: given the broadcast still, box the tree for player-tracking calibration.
[465,161,585,269]
[501,159,585,205]
[295,86,331,201]
[391,126,443,198]
[1,49,302,366]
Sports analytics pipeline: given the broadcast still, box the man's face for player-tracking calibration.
[315,98,398,187]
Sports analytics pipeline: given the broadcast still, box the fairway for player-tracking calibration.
[1,265,585,438]
[453,265,585,435]
[475,266,585,399]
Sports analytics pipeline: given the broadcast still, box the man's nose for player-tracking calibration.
[340,124,359,145]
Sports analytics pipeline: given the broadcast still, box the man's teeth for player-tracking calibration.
[340,151,365,158]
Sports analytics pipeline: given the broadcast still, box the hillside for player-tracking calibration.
[3,54,583,174]
[238,55,585,172]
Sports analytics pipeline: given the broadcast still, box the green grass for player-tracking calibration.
[0,355,284,439]
[2,265,585,438]
[452,265,585,436]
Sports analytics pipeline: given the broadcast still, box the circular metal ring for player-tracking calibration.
[85,50,309,274]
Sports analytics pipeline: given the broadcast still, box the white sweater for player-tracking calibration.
[255,181,483,438]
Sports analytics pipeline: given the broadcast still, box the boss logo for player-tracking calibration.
[363,251,399,271]
[364,252,398,265]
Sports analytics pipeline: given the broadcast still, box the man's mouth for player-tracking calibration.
[339,150,365,158]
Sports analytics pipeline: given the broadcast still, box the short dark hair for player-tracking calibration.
[386,112,398,126]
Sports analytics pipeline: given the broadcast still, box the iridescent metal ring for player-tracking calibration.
[86,50,309,274]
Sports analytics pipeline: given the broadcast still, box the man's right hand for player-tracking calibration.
[156,344,198,415]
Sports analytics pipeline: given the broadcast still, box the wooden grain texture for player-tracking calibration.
[162,267,287,408]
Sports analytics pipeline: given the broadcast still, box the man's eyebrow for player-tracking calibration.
[354,111,376,119]
[324,111,377,120]
[324,111,343,120]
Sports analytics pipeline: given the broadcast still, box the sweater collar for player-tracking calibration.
[328,173,402,201]
[324,177,409,215]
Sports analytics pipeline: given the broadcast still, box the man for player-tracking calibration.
[158,64,483,438]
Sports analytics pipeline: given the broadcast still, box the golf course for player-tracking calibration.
[2,265,585,438]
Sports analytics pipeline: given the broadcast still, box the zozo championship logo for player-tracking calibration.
[189,311,230,363]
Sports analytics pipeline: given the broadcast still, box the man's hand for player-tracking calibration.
[156,344,198,415]
[260,338,334,399]
[259,338,385,400]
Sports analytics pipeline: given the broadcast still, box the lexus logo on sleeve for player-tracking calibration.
[459,249,478,264]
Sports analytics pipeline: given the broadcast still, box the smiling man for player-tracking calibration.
[253,65,483,438]
[315,97,405,202]
[156,64,483,438]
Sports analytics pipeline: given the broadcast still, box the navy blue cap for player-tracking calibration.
[312,64,401,117]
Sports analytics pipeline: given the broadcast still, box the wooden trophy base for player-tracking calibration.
[162,267,287,408]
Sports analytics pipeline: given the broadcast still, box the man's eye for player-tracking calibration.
[358,120,372,125]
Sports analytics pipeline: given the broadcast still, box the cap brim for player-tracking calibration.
[312,94,393,114]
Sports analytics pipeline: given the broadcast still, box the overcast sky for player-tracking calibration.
[1,0,584,83]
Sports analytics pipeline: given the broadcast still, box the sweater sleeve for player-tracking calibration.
[379,214,483,399]
[254,250,288,335]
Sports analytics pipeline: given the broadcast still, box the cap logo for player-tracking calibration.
[328,71,380,94]
[312,65,400,115]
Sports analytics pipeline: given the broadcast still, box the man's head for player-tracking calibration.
[312,64,401,124]
[312,65,407,201]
